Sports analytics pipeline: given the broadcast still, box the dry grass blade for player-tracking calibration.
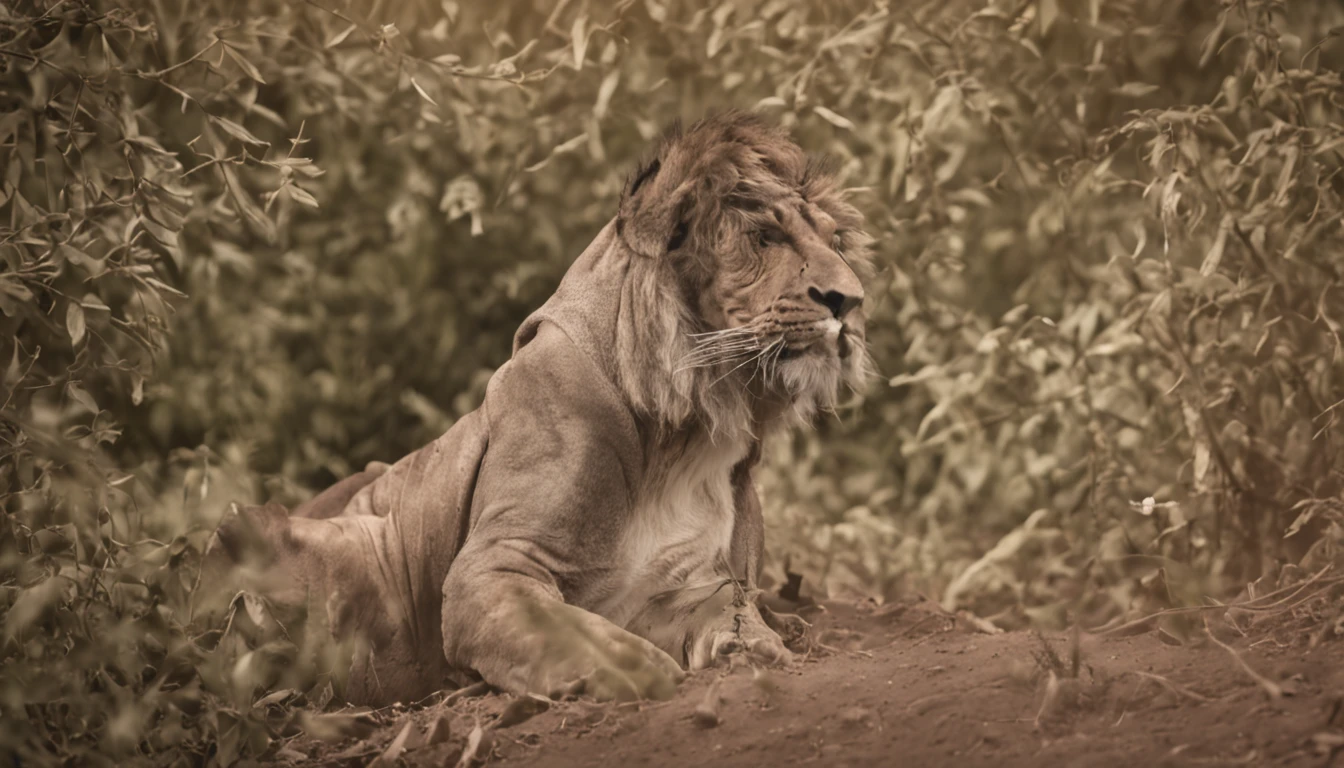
[1033,670,1060,729]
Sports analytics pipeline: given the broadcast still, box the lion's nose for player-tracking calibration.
[808,286,863,319]
[804,243,865,319]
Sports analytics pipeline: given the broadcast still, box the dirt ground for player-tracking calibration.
[276,595,1344,768]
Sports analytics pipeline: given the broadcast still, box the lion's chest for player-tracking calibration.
[593,442,743,629]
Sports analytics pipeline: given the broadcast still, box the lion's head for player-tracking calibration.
[611,111,874,440]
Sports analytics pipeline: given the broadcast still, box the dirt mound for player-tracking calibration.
[273,596,1344,767]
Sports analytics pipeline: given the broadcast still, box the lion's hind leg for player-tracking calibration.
[203,502,433,705]
[290,461,393,520]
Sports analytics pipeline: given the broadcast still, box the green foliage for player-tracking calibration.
[2,0,1343,761]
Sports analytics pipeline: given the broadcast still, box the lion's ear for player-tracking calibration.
[617,154,695,259]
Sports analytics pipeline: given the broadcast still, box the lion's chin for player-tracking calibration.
[771,331,869,425]
[776,353,845,423]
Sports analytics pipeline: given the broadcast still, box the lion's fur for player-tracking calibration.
[208,110,872,706]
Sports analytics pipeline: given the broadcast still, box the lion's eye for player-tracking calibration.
[827,231,849,260]
[754,229,783,250]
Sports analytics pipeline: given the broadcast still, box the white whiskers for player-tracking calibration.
[675,322,772,375]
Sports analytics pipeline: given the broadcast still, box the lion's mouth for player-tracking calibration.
[778,321,859,362]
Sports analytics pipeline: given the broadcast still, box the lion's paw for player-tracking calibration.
[510,604,686,702]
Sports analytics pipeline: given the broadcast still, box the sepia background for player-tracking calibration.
[3,0,1344,761]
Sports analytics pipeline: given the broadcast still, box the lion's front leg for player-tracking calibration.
[441,561,685,702]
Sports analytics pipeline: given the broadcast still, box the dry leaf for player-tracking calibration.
[369,720,416,766]
[296,711,378,743]
[423,712,452,746]
[692,677,722,728]
[453,723,492,768]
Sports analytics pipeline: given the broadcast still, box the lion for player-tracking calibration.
[208,110,873,706]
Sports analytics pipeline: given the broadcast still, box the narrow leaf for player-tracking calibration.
[1199,12,1228,67]
[593,70,620,120]
[142,276,188,298]
[223,45,266,83]
[287,184,319,208]
[210,115,269,147]
[1200,214,1231,276]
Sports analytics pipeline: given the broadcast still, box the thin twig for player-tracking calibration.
[1203,614,1283,700]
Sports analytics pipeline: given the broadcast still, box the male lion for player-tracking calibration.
[210,111,872,706]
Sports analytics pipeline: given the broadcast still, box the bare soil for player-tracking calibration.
[281,596,1344,767]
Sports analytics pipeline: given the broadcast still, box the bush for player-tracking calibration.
[2,0,1343,761]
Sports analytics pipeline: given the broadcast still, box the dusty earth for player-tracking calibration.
[271,593,1344,768]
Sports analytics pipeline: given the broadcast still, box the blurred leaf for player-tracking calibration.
[296,711,378,743]
[1113,82,1160,98]
[813,105,855,130]
[66,302,86,346]
[5,577,70,639]
[325,24,357,48]
[572,14,589,70]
